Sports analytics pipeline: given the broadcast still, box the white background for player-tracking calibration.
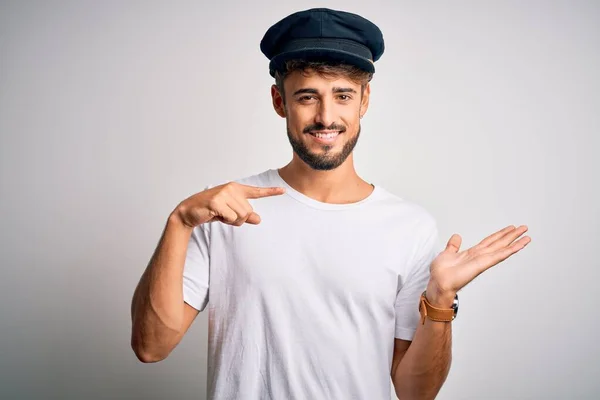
[1,1,598,399]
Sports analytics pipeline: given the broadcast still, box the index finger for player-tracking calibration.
[242,185,286,199]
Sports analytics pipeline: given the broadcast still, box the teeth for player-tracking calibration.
[314,132,338,139]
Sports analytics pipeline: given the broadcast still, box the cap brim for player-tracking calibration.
[268,48,375,77]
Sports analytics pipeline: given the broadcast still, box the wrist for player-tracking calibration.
[168,208,194,233]
[425,282,456,308]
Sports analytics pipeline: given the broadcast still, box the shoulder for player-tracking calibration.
[232,169,274,187]
[372,186,440,267]
[372,186,438,234]
[203,169,274,190]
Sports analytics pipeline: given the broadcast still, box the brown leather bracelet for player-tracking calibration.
[418,291,457,324]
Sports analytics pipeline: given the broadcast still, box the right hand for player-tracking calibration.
[174,182,286,228]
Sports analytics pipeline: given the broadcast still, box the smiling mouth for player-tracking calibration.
[308,131,342,139]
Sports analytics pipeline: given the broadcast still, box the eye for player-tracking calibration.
[338,95,351,101]
[298,95,316,102]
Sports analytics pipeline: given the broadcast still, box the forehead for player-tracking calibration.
[283,69,359,92]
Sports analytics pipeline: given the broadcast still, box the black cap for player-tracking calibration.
[260,8,385,77]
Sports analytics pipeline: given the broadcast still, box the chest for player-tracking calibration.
[209,211,416,306]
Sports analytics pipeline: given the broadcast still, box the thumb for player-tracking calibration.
[445,234,462,253]
[245,212,262,225]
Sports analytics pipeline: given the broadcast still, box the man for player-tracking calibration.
[130,8,530,400]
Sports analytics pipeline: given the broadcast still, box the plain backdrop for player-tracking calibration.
[1,1,598,399]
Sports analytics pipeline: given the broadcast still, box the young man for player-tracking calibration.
[130,8,530,400]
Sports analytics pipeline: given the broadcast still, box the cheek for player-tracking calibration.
[286,108,311,130]
[340,108,361,127]
[336,103,360,118]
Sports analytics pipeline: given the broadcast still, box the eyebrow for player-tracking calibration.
[292,87,357,96]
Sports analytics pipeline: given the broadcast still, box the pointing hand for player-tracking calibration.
[175,182,285,228]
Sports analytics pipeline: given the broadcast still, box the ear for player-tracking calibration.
[271,84,286,118]
[360,83,371,118]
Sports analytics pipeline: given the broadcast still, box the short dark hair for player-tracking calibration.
[274,60,373,104]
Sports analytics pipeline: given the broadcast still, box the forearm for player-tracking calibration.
[392,289,454,400]
[130,211,193,362]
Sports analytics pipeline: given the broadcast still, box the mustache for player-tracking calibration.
[303,123,346,134]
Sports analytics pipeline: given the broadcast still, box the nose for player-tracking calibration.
[314,98,335,128]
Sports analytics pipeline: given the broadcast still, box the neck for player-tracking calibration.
[278,154,373,204]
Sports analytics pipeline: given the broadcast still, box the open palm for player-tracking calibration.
[429,225,531,294]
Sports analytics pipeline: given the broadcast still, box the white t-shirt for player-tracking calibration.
[183,168,441,400]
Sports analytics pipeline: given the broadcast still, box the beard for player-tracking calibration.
[286,123,361,171]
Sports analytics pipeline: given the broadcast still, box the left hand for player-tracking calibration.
[426,225,531,306]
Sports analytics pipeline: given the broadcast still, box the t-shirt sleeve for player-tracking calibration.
[394,218,441,340]
[182,218,211,312]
